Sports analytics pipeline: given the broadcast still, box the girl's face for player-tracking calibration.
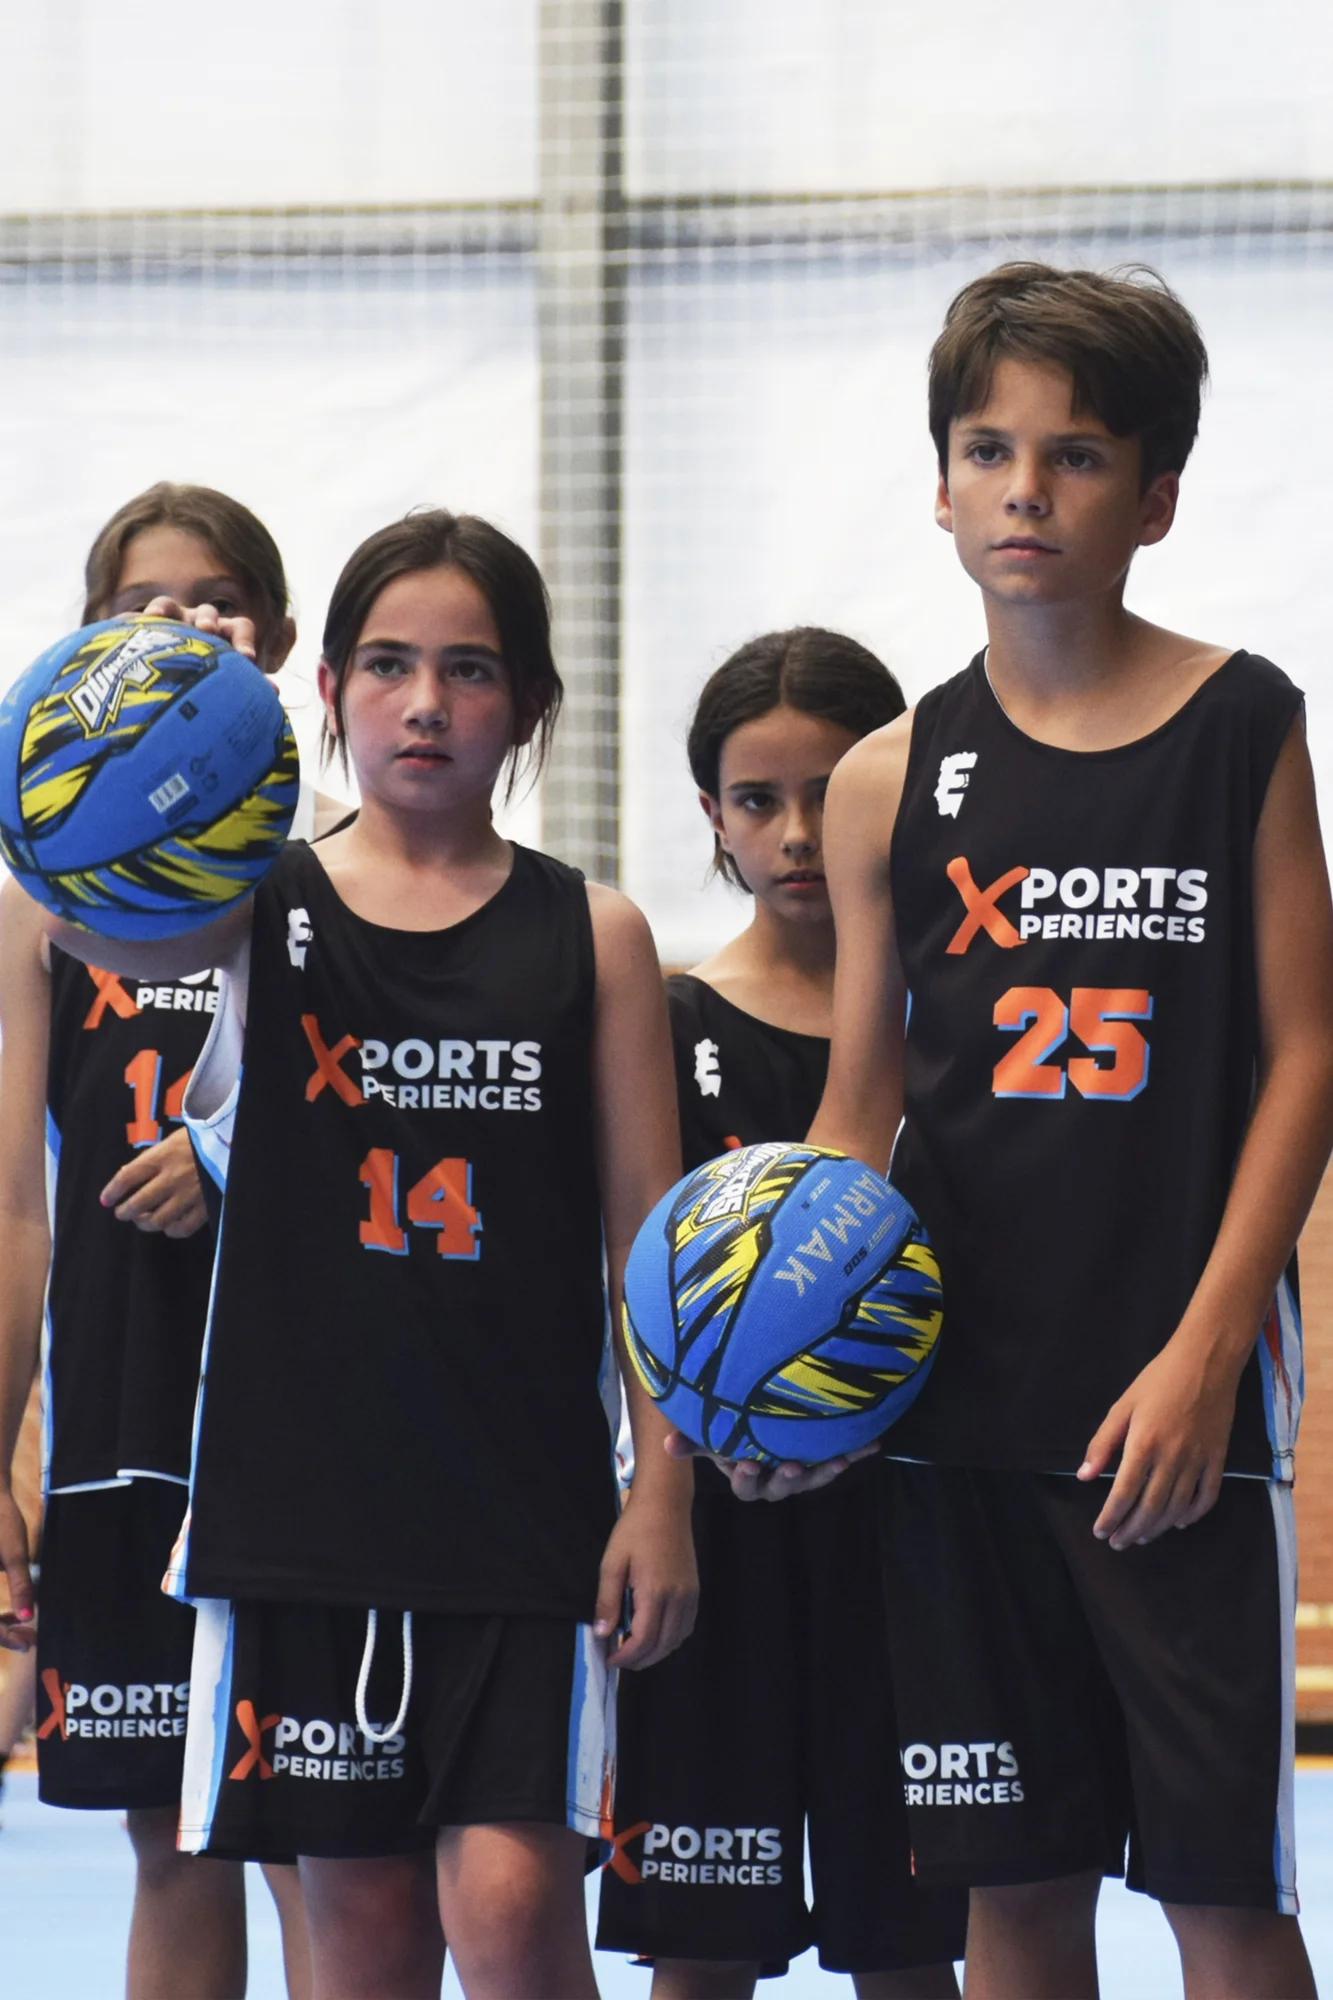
[704,703,859,922]
[320,564,522,818]
[107,524,293,671]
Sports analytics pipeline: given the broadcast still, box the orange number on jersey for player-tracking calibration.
[992,986,1153,1102]
[406,1159,483,1260]
[992,987,1068,1099]
[124,1050,193,1147]
[358,1148,408,1254]
[358,1150,481,1259]
[1067,988,1153,1100]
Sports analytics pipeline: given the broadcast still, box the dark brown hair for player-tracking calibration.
[688,627,904,887]
[320,510,562,795]
[928,262,1209,486]
[82,482,290,660]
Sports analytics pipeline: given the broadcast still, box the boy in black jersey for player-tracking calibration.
[724,266,1333,1997]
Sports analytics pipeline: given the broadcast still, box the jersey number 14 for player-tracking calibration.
[357,1149,482,1260]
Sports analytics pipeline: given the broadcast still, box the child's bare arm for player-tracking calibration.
[0,885,52,1643]
[807,713,913,1167]
[586,884,698,1666]
[1083,715,1333,1547]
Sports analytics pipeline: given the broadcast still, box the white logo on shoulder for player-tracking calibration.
[287,907,313,969]
[693,1037,721,1099]
[934,752,977,819]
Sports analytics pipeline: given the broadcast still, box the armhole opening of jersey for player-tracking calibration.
[183,936,249,1128]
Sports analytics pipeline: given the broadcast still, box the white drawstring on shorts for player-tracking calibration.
[355,1608,414,1745]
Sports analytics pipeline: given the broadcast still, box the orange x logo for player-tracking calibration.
[301,1014,363,1106]
[36,1668,68,1740]
[83,968,140,1029]
[229,1700,281,1781]
[600,1819,653,1884]
[945,857,1030,955]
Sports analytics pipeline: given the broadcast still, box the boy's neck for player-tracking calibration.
[981,597,1230,752]
[983,587,1137,691]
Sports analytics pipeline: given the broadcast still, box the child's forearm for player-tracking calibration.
[604,1222,695,1506]
[615,1320,695,1506]
[806,1083,902,1177]
[1171,1034,1333,1375]
[0,1215,48,1488]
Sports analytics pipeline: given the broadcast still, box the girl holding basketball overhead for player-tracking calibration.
[597,630,963,1998]
[0,483,312,1998]
[17,508,698,1999]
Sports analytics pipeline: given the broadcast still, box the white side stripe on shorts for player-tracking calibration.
[566,1625,616,1841]
[1268,1481,1299,1915]
[179,1599,237,1857]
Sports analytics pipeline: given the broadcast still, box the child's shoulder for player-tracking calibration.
[1116,631,1299,742]
[584,877,661,982]
[1187,649,1304,786]
[831,703,918,793]
[821,704,921,855]
[1200,647,1300,708]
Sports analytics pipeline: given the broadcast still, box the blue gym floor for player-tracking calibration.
[4,1765,1332,1996]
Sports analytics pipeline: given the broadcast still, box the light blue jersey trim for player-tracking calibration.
[167,968,245,1600]
[40,1110,61,1490]
[46,1476,131,1495]
[184,1072,239,1196]
[565,1624,615,1845]
[1268,1483,1299,1914]
[1257,1277,1303,1483]
[179,1600,236,1856]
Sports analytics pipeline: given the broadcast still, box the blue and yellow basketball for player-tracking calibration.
[0,617,299,940]
[622,1142,943,1465]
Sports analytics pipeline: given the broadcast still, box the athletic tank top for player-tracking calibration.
[667,974,829,1171]
[667,971,878,1504]
[44,950,217,1491]
[886,650,1303,1481]
[172,841,617,1615]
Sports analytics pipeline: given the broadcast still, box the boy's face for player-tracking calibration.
[935,357,1178,610]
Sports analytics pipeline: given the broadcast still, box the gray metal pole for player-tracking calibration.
[536,0,625,883]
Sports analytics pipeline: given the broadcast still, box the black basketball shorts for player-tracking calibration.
[597,1462,966,1976]
[179,1598,615,1863]
[37,1480,195,1811]
[880,1463,1299,1913]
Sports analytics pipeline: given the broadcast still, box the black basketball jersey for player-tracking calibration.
[667,974,829,1174]
[44,951,218,1491]
[171,841,617,1616]
[885,650,1304,1481]
[667,972,890,1506]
